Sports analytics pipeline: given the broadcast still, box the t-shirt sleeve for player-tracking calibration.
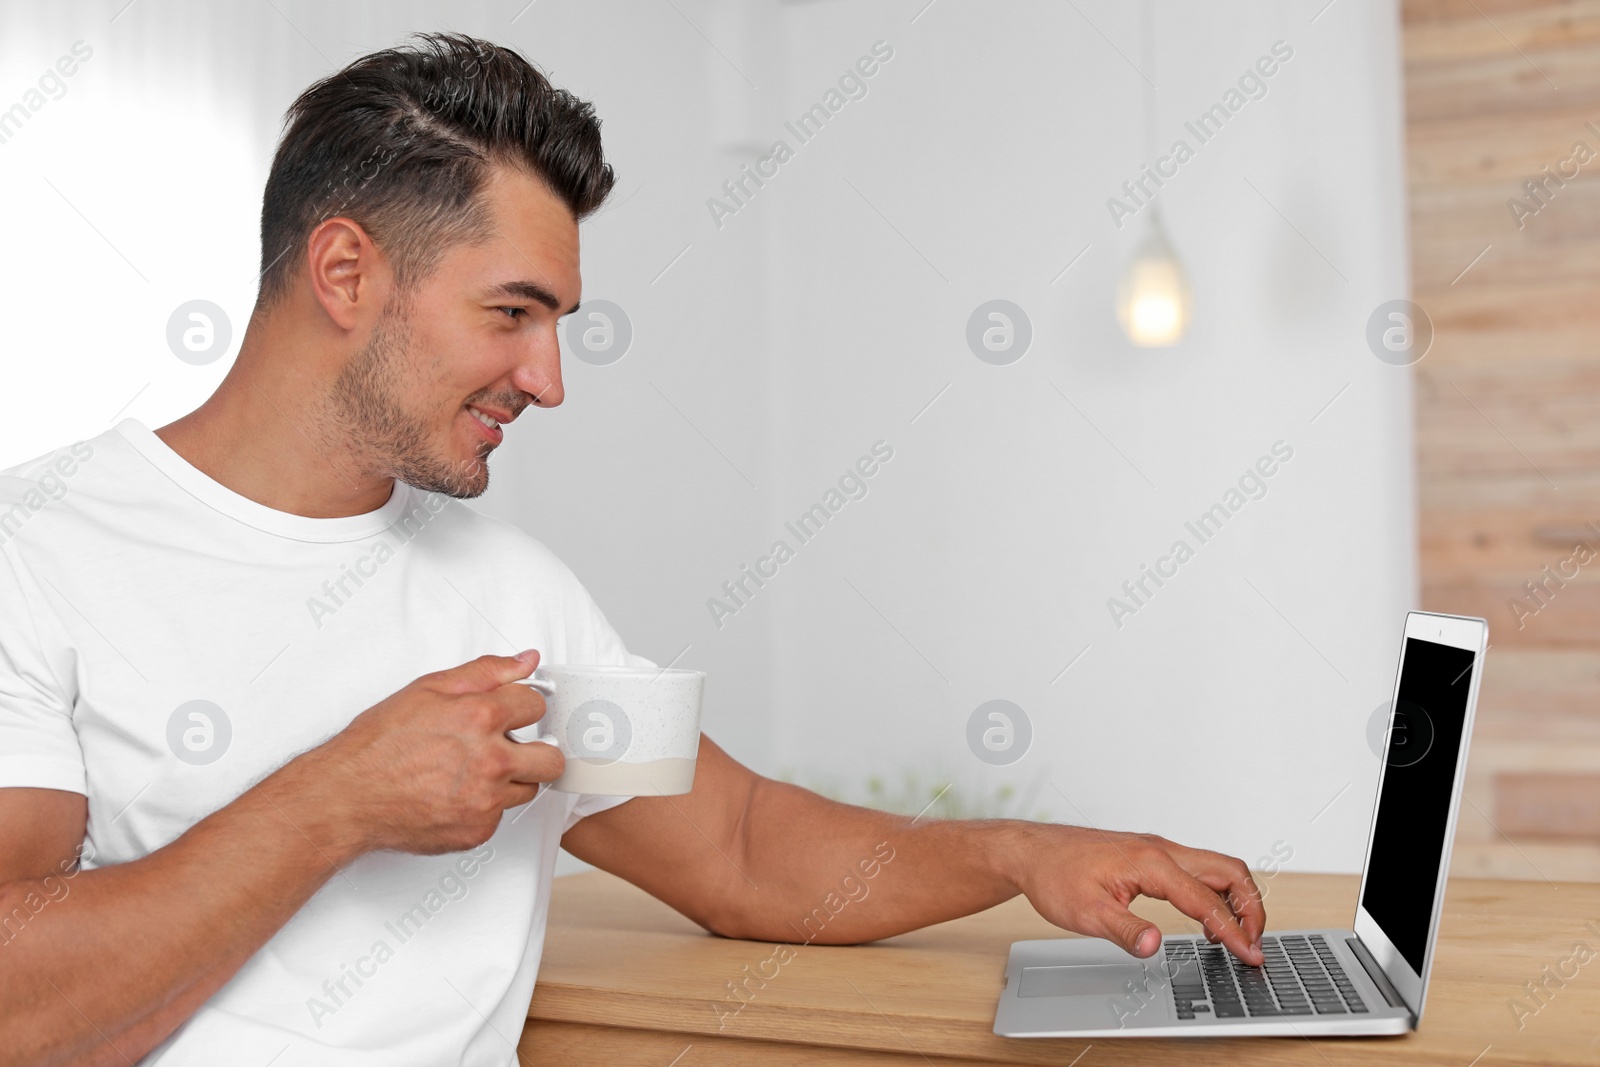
[560,575,659,832]
[0,547,84,794]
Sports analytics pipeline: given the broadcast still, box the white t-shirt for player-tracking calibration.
[0,419,647,1066]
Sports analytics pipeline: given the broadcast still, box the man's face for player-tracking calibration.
[330,164,581,499]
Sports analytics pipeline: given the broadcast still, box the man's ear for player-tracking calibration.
[305,216,387,331]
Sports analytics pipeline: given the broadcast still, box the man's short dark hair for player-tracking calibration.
[256,32,614,309]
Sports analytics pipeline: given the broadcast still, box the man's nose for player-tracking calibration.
[515,332,564,407]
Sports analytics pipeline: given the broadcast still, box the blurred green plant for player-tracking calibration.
[780,766,1051,822]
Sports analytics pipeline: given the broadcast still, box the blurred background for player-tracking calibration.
[0,0,1584,881]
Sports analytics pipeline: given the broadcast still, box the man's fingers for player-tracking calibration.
[436,650,541,694]
[1226,881,1267,946]
[1175,849,1267,947]
[1091,903,1164,958]
[493,679,545,734]
[506,737,565,786]
[1142,854,1264,966]
[500,780,544,809]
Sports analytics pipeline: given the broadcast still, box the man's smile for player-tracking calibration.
[465,402,513,445]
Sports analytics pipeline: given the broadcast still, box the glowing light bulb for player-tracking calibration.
[1116,213,1192,347]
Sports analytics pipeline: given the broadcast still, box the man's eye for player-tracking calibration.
[498,307,526,320]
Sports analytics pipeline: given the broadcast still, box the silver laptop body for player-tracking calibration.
[994,611,1487,1038]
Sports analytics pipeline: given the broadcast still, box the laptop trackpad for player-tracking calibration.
[1019,964,1152,998]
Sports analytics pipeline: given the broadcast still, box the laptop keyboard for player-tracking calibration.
[1164,934,1371,1020]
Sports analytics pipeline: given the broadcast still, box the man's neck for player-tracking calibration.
[154,335,395,520]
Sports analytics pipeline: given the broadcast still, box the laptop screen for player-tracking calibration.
[1359,637,1477,974]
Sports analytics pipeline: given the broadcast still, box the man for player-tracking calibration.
[0,32,1264,1066]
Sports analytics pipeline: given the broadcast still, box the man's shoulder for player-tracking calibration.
[0,426,129,519]
[0,431,115,482]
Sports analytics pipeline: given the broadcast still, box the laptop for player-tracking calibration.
[993,610,1488,1038]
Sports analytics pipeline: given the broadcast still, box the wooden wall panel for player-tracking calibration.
[1404,0,1600,879]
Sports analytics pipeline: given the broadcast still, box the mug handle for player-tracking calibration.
[517,676,556,697]
[509,675,559,745]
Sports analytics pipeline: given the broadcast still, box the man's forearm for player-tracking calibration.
[0,754,359,1067]
[570,739,1265,963]
[717,776,1037,945]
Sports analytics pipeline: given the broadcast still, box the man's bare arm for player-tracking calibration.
[0,652,564,1067]
[0,766,360,1067]
[561,736,1266,965]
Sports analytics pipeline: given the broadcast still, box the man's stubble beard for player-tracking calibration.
[324,294,492,500]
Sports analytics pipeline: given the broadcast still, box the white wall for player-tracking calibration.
[753,0,1415,874]
[0,0,1413,874]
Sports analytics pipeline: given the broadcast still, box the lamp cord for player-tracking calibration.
[1142,0,1157,164]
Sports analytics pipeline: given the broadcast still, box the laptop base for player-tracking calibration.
[994,930,1415,1038]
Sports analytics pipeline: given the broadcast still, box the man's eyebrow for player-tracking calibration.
[484,280,580,316]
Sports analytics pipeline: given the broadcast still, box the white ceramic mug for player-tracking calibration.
[510,664,704,796]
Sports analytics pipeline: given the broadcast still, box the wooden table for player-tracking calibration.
[522,870,1600,1065]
